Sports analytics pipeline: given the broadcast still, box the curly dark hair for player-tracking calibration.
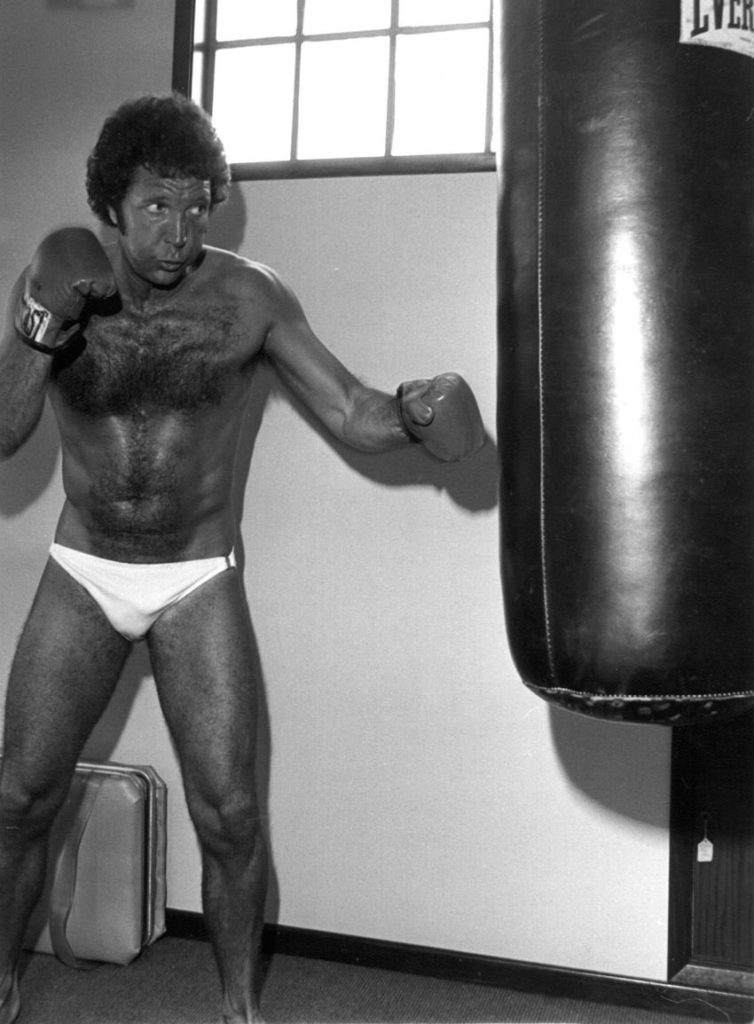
[86,93,231,227]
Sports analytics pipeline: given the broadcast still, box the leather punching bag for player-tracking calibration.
[499,0,754,724]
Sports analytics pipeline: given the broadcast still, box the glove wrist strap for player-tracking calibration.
[16,291,73,355]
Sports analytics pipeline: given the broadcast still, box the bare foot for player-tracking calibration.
[0,970,20,1024]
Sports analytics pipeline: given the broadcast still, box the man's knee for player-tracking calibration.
[189,790,263,857]
[0,776,67,842]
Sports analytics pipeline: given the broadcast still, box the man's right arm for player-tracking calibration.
[0,272,54,460]
[0,228,117,460]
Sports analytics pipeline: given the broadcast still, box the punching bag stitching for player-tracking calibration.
[531,688,754,702]
[537,0,558,689]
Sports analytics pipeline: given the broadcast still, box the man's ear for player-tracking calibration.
[107,205,124,232]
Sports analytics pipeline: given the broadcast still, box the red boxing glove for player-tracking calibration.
[397,372,485,462]
[15,228,116,353]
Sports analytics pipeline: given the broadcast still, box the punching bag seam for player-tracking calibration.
[537,0,558,690]
[530,688,754,702]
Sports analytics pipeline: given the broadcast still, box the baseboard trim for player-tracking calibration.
[165,910,754,1021]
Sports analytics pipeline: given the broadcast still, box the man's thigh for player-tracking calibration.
[1,557,132,794]
[146,567,262,805]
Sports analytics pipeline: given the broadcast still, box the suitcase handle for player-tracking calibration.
[49,771,104,970]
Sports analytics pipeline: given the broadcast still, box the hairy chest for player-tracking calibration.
[53,302,257,416]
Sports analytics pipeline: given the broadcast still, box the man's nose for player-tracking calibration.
[167,213,187,248]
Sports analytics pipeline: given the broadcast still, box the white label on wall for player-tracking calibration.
[697,837,714,863]
[680,0,754,57]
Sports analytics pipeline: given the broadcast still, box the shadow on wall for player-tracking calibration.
[276,373,499,513]
[0,402,59,516]
[548,705,669,829]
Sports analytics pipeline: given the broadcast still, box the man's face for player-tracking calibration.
[112,166,212,289]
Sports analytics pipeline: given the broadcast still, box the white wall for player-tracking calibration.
[0,0,672,982]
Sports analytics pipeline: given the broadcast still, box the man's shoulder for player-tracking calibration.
[201,246,285,300]
[202,246,280,284]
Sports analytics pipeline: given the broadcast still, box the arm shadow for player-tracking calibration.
[0,402,60,515]
[259,370,499,514]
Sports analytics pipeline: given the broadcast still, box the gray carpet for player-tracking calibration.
[13,938,744,1024]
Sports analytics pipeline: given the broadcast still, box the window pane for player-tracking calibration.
[213,45,296,162]
[392,29,489,155]
[216,0,298,41]
[303,0,391,34]
[298,38,389,158]
[399,0,490,26]
[193,0,207,44]
[191,51,204,105]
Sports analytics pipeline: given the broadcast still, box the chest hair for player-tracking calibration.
[53,303,252,416]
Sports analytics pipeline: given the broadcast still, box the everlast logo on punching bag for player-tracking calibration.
[680,0,754,55]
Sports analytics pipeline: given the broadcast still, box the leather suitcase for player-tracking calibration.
[23,760,167,967]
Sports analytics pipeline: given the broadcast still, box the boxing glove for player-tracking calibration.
[397,372,485,462]
[15,228,116,353]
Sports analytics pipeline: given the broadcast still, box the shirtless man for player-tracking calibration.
[0,93,484,1024]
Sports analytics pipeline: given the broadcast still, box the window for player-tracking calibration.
[173,0,496,179]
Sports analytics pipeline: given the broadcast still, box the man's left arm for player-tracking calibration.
[261,276,485,462]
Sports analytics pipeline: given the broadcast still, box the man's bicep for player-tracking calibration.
[263,314,360,438]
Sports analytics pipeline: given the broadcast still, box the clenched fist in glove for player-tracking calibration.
[15,228,117,353]
[397,372,485,462]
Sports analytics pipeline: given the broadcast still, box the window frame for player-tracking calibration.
[172,0,497,180]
